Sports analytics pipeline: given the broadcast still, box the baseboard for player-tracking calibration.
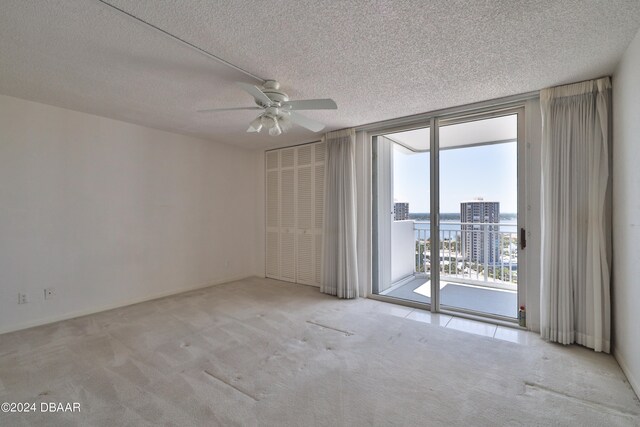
[0,274,254,335]
[613,346,640,399]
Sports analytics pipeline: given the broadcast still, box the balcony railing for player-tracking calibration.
[414,221,518,289]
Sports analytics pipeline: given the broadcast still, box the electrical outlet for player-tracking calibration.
[44,287,56,300]
[18,293,28,304]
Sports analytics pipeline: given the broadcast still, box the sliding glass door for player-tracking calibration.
[437,113,521,318]
[372,107,524,321]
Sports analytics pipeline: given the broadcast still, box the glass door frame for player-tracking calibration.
[370,104,527,324]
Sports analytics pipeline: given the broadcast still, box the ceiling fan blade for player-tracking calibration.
[282,99,337,110]
[289,111,325,132]
[198,107,262,113]
[237,82,272,106]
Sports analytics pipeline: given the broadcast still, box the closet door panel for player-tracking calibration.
[312,143,326,286]
[296,158,314,285]
[265,153,280,279]
[296,232,314,285]
[279,161,296,282]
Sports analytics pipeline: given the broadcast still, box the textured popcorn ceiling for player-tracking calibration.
[1,1,639,149]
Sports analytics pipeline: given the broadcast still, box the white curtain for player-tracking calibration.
[321,128,359,298]
[540,77,611,352]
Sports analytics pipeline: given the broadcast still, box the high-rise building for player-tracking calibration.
[460,198,500,263]
[394,202,409,221]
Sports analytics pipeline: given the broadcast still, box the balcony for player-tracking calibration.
[381,221,518,318]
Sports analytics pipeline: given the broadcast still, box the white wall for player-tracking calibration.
[373,137,394,292]
[391,221,416,283]
[612,28,640,397]
[0,94,261,333]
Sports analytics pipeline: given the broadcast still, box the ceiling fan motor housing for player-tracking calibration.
[258,80,289,106]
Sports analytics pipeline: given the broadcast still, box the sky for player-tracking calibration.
[393,142,518,213]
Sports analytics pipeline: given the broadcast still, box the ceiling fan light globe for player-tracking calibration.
[279,114,293,132]
[269,122,282,136]
[248,117,263,133]
[261,115,276,129]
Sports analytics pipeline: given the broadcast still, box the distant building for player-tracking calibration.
[460,198,500,263]
[394,202,409,221]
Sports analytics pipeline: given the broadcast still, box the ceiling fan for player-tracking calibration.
[198,80,337,136]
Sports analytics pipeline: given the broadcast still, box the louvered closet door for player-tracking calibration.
[265,151,280,278]
[265,142,325,286]
[296,144,314,285]
[279,147,297,282]
[313,142,326,286]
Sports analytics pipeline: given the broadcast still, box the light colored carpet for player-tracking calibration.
[0,277,638,426]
